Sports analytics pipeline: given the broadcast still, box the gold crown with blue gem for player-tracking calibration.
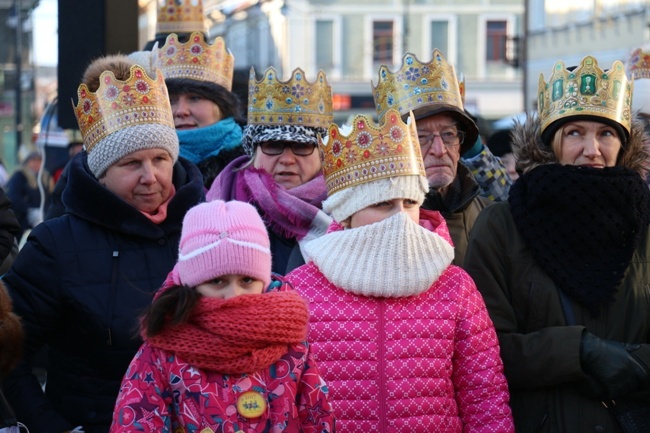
[372,50,463,120]
[156,0,206,34]
[247,67,333,129]
[73,65,174,152]
[156,32,234,91]
[538,55,632,140]
[319,109,425,195]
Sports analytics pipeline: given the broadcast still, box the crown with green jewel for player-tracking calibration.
[538,55,632,136]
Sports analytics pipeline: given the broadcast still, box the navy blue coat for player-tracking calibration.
[2,153,204,433]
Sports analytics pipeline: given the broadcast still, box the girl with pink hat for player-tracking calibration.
[110,199,334,433]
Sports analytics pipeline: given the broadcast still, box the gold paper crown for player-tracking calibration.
[458,72,465,104]
[538,55,632,136]
[247,67,333,129]
[372,51,463,120]
[625,47,650,80]
[156,0,206,34]
[319,109,425,195]
[157,32,234,91]
[74,65,174,152]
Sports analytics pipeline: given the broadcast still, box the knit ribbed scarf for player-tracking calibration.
[146,290,309,374]
[207,156,330,240]
[305,212,455,297]
[509,164,650,315]
[177,117,243,165]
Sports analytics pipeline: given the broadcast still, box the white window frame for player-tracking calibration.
[476,14,517,79]
[364,14,403,80]
[422,14,458,66]
[311,14,343,80]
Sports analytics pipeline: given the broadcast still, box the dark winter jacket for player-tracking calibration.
[0,188,20,275]
[1,153,204,433]
[422,163,490,266]
[6,167,53,239]
[463,115,650,432]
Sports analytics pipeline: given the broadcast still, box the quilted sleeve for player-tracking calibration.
[450,268,514,433]
[110,344,172,433]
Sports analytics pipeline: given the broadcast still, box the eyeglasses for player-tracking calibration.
[258,141,317,156]
[417,130,465,149]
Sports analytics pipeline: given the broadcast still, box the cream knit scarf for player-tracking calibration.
[305,212,455,297]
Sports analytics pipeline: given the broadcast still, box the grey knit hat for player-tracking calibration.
[87,123,179,178]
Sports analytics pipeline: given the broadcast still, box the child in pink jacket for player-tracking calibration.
[286,110,514,433]
[110,200,334,433]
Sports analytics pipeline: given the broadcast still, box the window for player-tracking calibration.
[316,20,334,74]
[373,21,394,64]
[430,20,449,54]
[486,20,507,62]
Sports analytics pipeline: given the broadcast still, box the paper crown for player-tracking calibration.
[74,65,174,152]
[156,0,206,34]
[319,109,425,195]
[157,32,234,91]
[372,50,464,120]
[458,72,465,104]
[538,55,632,136]
[625,47,650,80]
[247,67,333,129]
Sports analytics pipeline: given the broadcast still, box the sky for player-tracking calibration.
[32,0,58,67]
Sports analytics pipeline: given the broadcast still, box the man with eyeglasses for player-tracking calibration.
[373,51,497,265]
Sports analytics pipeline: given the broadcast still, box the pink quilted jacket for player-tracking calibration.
[285,211,514,433]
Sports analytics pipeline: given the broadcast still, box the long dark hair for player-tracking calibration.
[140,285,201,338]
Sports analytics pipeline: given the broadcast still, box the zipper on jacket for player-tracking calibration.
[106,249,120,346]
[379,301,387,432]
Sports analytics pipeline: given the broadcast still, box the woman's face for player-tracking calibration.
[252,142,322,190]
[554,120,622,168]
[348,198,420,229]
[100,148,174,214]
[170,93,223,129]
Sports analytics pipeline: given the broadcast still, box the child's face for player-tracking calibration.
[197,274,265,299]
[348,198,420,229]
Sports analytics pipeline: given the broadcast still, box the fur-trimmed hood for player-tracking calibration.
[511,114,650,179]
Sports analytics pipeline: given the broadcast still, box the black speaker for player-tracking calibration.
[56,0,138,130]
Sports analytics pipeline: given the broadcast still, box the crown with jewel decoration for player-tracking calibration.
[458,72,465,104]
[73,65,174,152]
[319,109,425,195]
[156,32,234,91]
[538,55,632,136]
[372,50,463,120]
[247,67,333,129]
[625,47,650,80]
[156,0,206,34]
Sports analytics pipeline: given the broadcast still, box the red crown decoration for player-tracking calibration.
[626,47,650,80]
[372,50,463,120]
[74,65,175,152]
[157,0,206,34]
[319,109,425,195]
[248,67,333,129]
[157,32,234,91]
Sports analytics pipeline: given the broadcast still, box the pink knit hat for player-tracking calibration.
[173,200,272,289]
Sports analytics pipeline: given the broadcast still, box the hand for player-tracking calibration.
[580,331,650,399]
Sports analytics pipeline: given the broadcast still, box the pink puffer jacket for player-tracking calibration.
[286,211,514,433]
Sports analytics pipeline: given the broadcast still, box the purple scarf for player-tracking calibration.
[207,156,328,240]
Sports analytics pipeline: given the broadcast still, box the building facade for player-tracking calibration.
[194,0,525,126]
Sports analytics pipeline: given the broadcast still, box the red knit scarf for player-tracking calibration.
[145,290,309,374]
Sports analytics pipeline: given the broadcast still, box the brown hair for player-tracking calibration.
[140,285,200,338]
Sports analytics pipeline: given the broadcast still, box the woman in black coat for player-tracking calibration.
[1,56,203,433]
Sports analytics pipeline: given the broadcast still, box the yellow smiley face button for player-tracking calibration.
[236,391,267,419]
